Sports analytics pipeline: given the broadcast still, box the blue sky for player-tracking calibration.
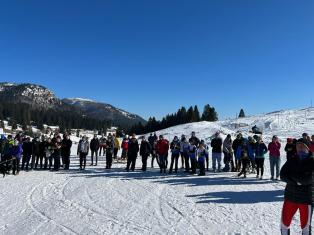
[1,1,314,120]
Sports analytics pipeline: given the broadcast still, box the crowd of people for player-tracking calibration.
[1,131,314,180]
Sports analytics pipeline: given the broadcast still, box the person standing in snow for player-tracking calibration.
[168,136,181,174]
[179,135,186,169]
[77,136,89,170]
[211,132,223,172]
[254,136,268,179]
[61,134,72,170]
[148,133,158,168]
[280,139,313,235]
[222,134,234,172]
[232,133,243,172]
[236,139,254,178]
[113,134,120,160]
[90,134,100,166]
[31,137,41,169]
[140,136,151,171]
[21,137,33,171]
[125,134,139,172]
[188,140,198,175]
[189,132,200,148]
[11,139,23,175]
[99,135,106,156]
[268,135,281,180]
[180,135,190,172]
[105,134,115,169]
[121,136,129,161]
[197,142,208,176]
[52,136,62,171]
[284,138,297,162]
[156,135,169,174]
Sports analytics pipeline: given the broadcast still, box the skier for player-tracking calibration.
[140,136,151,171]
[90,134,100,166]
[280,139,313,235]
[211,132,223,172]
[197,142,208,176]
[180,135,190,172]
[222,134,234,172]
[232,133,244,172]
[168,136,181,174]
[61,134,72,170]
[105,134,115,169]
[254,136,268,179]
[284,138,297,162]
[125,134,139,172]
[236,139,254,178]
[156,135,169,174]
[268,135,281,180]
[21,137,33,171]
[77,136,89,170]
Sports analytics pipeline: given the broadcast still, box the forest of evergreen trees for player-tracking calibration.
[129,104,218,134]
[0,102,111,134]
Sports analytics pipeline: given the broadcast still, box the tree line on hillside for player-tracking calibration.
[0,102,111,135]
[129,104,218,134]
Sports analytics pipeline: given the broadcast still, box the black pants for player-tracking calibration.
[79,153,87,169]
[62,154,70,170]
[91,150,98,165]
[141,154,149,171]
[22,154,31,170]
[169,153,179,173]
[255,158,265,176]
[106,152,113,169]
[198,160,205,175]
[190,157,197,174]
[184,152,190,172]
[48,154,53,170]
[238,158,249,177]
[12,157,20,175]
[35,154,44,169]
[223,152,235,172]
[126,153,137,171]
[53,153,61,171]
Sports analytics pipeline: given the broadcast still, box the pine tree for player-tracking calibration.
[239,109,245,118]
[193,105,201,122]
[187,106,195,123]
[201,104,218,121]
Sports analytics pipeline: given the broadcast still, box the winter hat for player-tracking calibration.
[287,138,293,143]
[297,138,310,149]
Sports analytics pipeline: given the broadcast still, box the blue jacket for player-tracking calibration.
[197,149,208,162]
[189,145,197,159]
[236,145,254,160]
[10,143,23,160]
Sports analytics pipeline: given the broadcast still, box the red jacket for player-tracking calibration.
[310,142,314,153]
[156,139,169,156]
[121,140,129,150]
[268,141,281,157]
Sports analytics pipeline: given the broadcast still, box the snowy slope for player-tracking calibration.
[1,107,314,235]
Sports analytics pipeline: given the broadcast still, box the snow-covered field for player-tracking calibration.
[1,107,314,235]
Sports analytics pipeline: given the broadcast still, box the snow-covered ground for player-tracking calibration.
[1,107,314,235]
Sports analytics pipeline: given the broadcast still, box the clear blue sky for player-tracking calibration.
[1,1,314,120]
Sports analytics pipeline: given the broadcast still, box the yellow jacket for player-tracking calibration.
[114,138,120,149]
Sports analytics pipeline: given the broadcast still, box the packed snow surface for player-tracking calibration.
[1,107,314,235]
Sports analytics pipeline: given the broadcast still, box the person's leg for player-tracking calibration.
[260,158,265,177]
[91,151,94,165]
[180,152,185,169]
[212,153,217,172]
[169,154,175,173]
[299,204,312,235]
[126,155,131,170]
[143,154,148,171]
[217,153,222,172]
[95,150,98,166]
[269,156,275,179]
[184,153,189,172]
[276,157,281,179]
[79,153,83,169]
[255,158,261,176]
[174,154,179,173]
[131,154,136,171]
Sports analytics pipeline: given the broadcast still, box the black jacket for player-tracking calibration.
[128,140,139,156]
[23,142,33,156]
[280,155,314,204]
[140,141,151,156]
[232,138,243,152]
[61,139,72,157]
[90,138,100,151]
[189,136,200,147]
[211,137,223,153]
[284,143,296,161]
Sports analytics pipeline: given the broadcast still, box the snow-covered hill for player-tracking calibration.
[152,107,314,144]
